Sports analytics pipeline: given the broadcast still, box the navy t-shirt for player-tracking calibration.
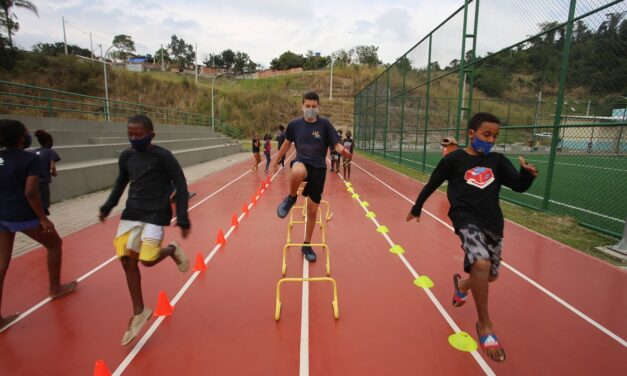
[32,147,60,183]
[285,117,340,169]
[0,149,47,221]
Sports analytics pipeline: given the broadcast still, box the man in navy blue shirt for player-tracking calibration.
[272,91,352,262]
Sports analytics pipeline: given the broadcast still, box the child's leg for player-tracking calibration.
[289,163,307,197]
[347,163,351,179]
[22,227,77,298]
[304,199,319,243]
[120,255,144,315]
[265,152,271,171]
[0,231,19,327]
[139,244,176,267]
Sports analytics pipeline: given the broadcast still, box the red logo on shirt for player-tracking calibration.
[465,167,495,189]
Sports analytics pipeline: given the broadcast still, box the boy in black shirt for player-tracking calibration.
[272,91,352,262]
[406,112,538,362]
[99,115,191,345]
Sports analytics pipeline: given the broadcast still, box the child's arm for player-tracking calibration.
[99,153,130,221]
[271,140,292,171]
[24,158,54,231]
[333,142,352,159]
[499,155,537,192]
[164,152,190,236]
[406,157,451,222]
[50,160,57,177]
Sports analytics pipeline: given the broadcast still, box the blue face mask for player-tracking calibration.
[471,137,493,154]
[129,134,153,152]
[23,134,32,149]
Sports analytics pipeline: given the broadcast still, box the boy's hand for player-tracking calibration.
[518,156,538,177]
[180,227,190,239]
[406,212,420,222]
[51,169,57,177]
[98,211,108,223]
[41,218,55,233]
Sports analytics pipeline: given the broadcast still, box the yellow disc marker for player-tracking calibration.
[389,245,405,255]
[448,332,478,352]
[413,276,434,289]
[347,188,354,193]
[360,201,370,208]
[352,193,360,199]
[376,225,389,233]
[345,182,352,187]
[365,211,376,219]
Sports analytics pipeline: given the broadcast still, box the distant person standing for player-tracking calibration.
[441,137,458,157]
[342,130,354,180]
[263,133,272,173]
[276,125,286,167]
[31,130,60,215]
[251,132,261,172]
[0,120,77,331]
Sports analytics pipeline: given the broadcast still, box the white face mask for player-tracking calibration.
[303,107,319,120]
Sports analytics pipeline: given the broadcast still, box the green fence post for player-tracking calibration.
[415,97,422,149]
[422,34,433,172]
[454,0,473,141]
[399,69,407,165]
[371,79,378,154]
[542,0,577,211]
[383,69,390,159]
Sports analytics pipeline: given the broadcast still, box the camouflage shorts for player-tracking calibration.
[457,224,503,277]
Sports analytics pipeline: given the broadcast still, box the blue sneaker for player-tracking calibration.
[301,244,317,262]
[277,195,297,218]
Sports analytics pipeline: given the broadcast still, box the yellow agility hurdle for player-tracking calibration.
[281,243,331,276]
[275,277,339,320]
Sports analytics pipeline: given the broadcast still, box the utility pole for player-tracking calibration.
[329,58,334,100]
[160,44,165,71]
[62,16,68,55]
[195,43,198,84]
[89,32,94,59]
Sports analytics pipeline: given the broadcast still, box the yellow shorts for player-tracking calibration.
[113,220,164,262]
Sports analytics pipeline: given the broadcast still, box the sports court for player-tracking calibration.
[1,153,625,375]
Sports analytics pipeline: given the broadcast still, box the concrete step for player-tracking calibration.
[51,143,242,203]
[52,137,234,164]
[42,130,222,145]
[88,133,228,145]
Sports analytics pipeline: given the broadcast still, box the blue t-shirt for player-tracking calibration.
[285,117,340,169]
[32,147,61,184]
[0,149,47,221]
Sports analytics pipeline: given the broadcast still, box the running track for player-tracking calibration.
[0,154,625,375]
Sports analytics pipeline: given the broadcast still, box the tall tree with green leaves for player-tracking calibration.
[0,0,38,50]
[112,34,135,61]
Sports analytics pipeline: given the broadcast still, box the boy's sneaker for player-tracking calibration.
[277,195,297,218]
[301,244,317,262]
[121,308,152,345]
[170,241,189,273]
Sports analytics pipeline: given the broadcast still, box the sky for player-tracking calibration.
[12,0,464,68]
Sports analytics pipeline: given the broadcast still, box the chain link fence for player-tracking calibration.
[354,0,627,237]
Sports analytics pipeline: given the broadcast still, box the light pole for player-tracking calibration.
[100,44,115,122]
[329,57,334,100]
[211,73,223,131]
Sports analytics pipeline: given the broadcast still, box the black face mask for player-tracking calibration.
[129,134,153,152]
[23,134,32,149]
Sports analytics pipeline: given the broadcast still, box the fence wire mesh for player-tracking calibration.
[354,0,627,237]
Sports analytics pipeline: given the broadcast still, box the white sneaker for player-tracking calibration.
[170,241,189,273]
[121,308,152,346]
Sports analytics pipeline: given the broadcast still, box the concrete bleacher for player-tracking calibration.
[7,115,242,203]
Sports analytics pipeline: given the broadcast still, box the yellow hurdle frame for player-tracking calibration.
[275,277,339,321]
[281,243,331,276]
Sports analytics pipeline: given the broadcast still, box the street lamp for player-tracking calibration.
[329,57,334,100]
[99,44,116,122]
[211,73,223,131]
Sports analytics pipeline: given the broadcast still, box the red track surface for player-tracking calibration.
[1,154,625,375]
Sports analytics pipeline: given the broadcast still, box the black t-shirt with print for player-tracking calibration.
[0,149,47,221]
[410,149,535,236]
[285,116,340,169]
[32,147,61,183]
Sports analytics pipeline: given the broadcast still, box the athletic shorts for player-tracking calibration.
[113,220,164,262]
[457,224,503,277]
[0,219,41,233]
[343,158,352,167]
[331,153,340,161]
[290,160,326,204]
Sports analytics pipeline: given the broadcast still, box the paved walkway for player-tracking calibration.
[12,152,252,257]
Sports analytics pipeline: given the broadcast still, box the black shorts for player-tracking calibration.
[290,160,326,204]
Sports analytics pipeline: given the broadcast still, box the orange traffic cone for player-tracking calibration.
[231,213,239,227]
[266,176,271,186]
[257,188,262,197]
[192,252,206,272]
[216,229,226,246]
[251,194,257,205]
[260,181,265,191]
[153,291,173,316]
[242,203,249,215]
[93,360,112,376]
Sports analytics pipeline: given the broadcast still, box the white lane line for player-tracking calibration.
[112,154,292,375]
[337,173,495,375]
[300,256,310,376]
[0,155,278,333]
[352,159,627,348]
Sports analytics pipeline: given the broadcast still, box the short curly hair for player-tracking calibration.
[0,119,27,148]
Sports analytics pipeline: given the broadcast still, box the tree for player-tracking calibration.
[270,50,304,70]
[303,50,330,70]
[33,42,91,57]
[154,47,171,63]
[331,48,355,66]
[233,51,252,73]
[112,34,136,61]
[167,34,195,67]
[0,0,38,50]
[355,45,382,66]
[221,49,235,69]
[203,53,223,68]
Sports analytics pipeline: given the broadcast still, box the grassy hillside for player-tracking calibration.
[0,51,381,136]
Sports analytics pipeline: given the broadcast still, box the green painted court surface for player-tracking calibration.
[368,149,627,237]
